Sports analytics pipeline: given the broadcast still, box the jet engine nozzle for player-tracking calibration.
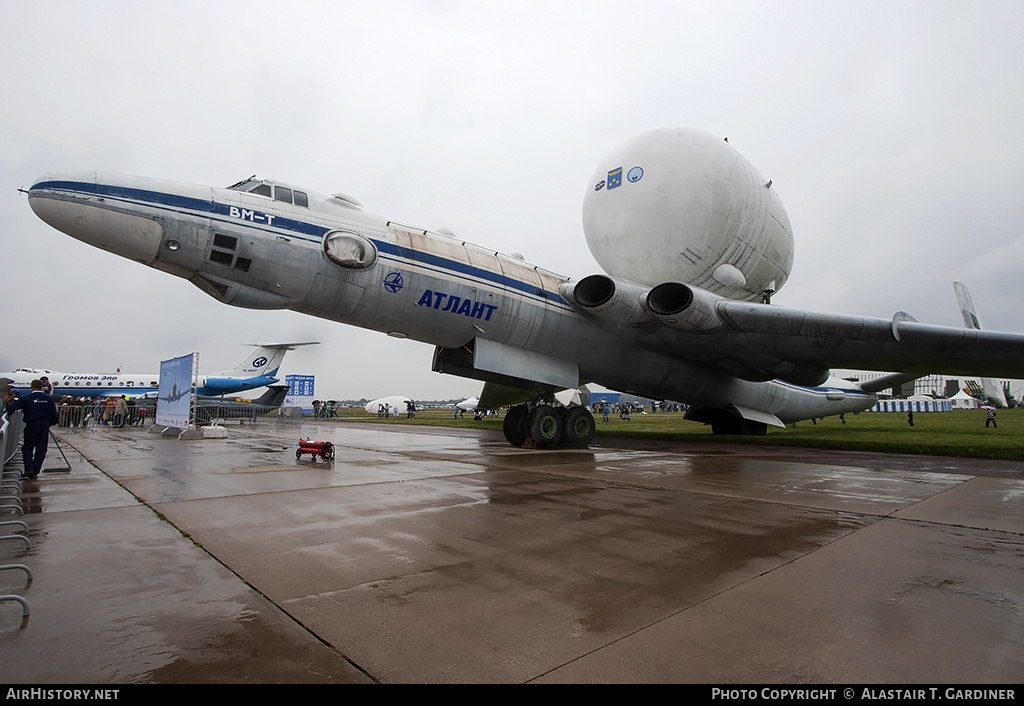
[646,282,723,330]
[561,275,651,325]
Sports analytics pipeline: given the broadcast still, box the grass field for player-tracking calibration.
[317,407,1024,461]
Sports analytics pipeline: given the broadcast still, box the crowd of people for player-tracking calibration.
[53,395,150,428]
[311,400,339,418]
[591,400,686,421]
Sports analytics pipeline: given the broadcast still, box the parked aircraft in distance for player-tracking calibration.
[455,397,479,412]
[137,384,291,425]
[1,342,317,398]
[952,281,1008,408]
[26,127,1024,448]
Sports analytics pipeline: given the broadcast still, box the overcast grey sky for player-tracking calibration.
[3,1,1023,400]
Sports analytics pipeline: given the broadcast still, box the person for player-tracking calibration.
[114,395,128,427]
[5,379,58,479]
[40,376,53,396]
[907,410,914,427]
[986,408,997,428]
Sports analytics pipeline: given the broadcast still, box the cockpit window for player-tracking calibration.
[227,178,308,207]
[227,178,259,191]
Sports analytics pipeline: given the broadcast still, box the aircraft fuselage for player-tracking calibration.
[27,171,876,425]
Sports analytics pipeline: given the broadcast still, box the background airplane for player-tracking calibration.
[25,128,1024,447]
[952,281,1008,408]
[133,384,291,426]
[455,397,479,413]
[1,342,318,398]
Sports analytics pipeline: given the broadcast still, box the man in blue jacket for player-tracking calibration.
[5,379,58,479]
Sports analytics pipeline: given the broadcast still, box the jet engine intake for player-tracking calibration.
[646,282,723,331]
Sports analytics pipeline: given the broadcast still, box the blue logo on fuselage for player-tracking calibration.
[384,272,404,293]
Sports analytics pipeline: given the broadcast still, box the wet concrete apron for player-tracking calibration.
[2,422,1021,683]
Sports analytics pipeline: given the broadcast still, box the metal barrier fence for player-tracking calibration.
[49,400,292,428]
[192,403,293,426]
[2,410,24,466]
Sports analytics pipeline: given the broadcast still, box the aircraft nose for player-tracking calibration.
[28,171,164,265]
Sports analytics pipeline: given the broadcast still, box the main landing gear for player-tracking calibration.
[502,404,596,448]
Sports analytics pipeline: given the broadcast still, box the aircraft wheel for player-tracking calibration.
[528,405,562,448]
[562,407,595,447]
[502,405,530,446]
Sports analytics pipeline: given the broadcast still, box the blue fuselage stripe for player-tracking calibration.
[34,180,570,308]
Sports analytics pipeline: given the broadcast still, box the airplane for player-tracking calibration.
[455,397,479,413]
[1,342,318,398]
[25,127,1024,448]
[135,384,291,425]
[952,281,1008,408]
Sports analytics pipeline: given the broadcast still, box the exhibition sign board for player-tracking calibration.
[156,353,197,428]
[284,374,315,412]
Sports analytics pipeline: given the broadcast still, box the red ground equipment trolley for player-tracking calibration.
[296,437,335,461]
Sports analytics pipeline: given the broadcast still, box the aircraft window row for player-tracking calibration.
[214,233,238,250]
[210,250,234,266]
[227,179,308,207]
[209,233,252,273]
[53,380,158,388]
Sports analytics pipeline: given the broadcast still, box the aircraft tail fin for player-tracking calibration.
[952,282,1007,407]
[248,384,290,407]
[211,342,319,379]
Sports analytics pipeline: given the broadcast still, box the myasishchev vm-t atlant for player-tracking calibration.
[25,128,1024,447]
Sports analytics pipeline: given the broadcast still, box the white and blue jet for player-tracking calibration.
[1,342,317,398]
[26,128,1024,447]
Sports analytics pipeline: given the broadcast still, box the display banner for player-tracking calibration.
[156,353,197,428]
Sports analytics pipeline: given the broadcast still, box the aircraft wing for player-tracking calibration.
[720,302,1023,376]
[570,287,1024,387]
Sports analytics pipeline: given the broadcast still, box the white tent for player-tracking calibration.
[947,389,979,410]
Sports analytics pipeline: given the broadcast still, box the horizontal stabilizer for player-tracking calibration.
[242,342,320,350]
[857,372,923,394]
[730,404,785,428]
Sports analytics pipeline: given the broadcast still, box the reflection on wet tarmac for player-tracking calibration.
[1,423,1021,683]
